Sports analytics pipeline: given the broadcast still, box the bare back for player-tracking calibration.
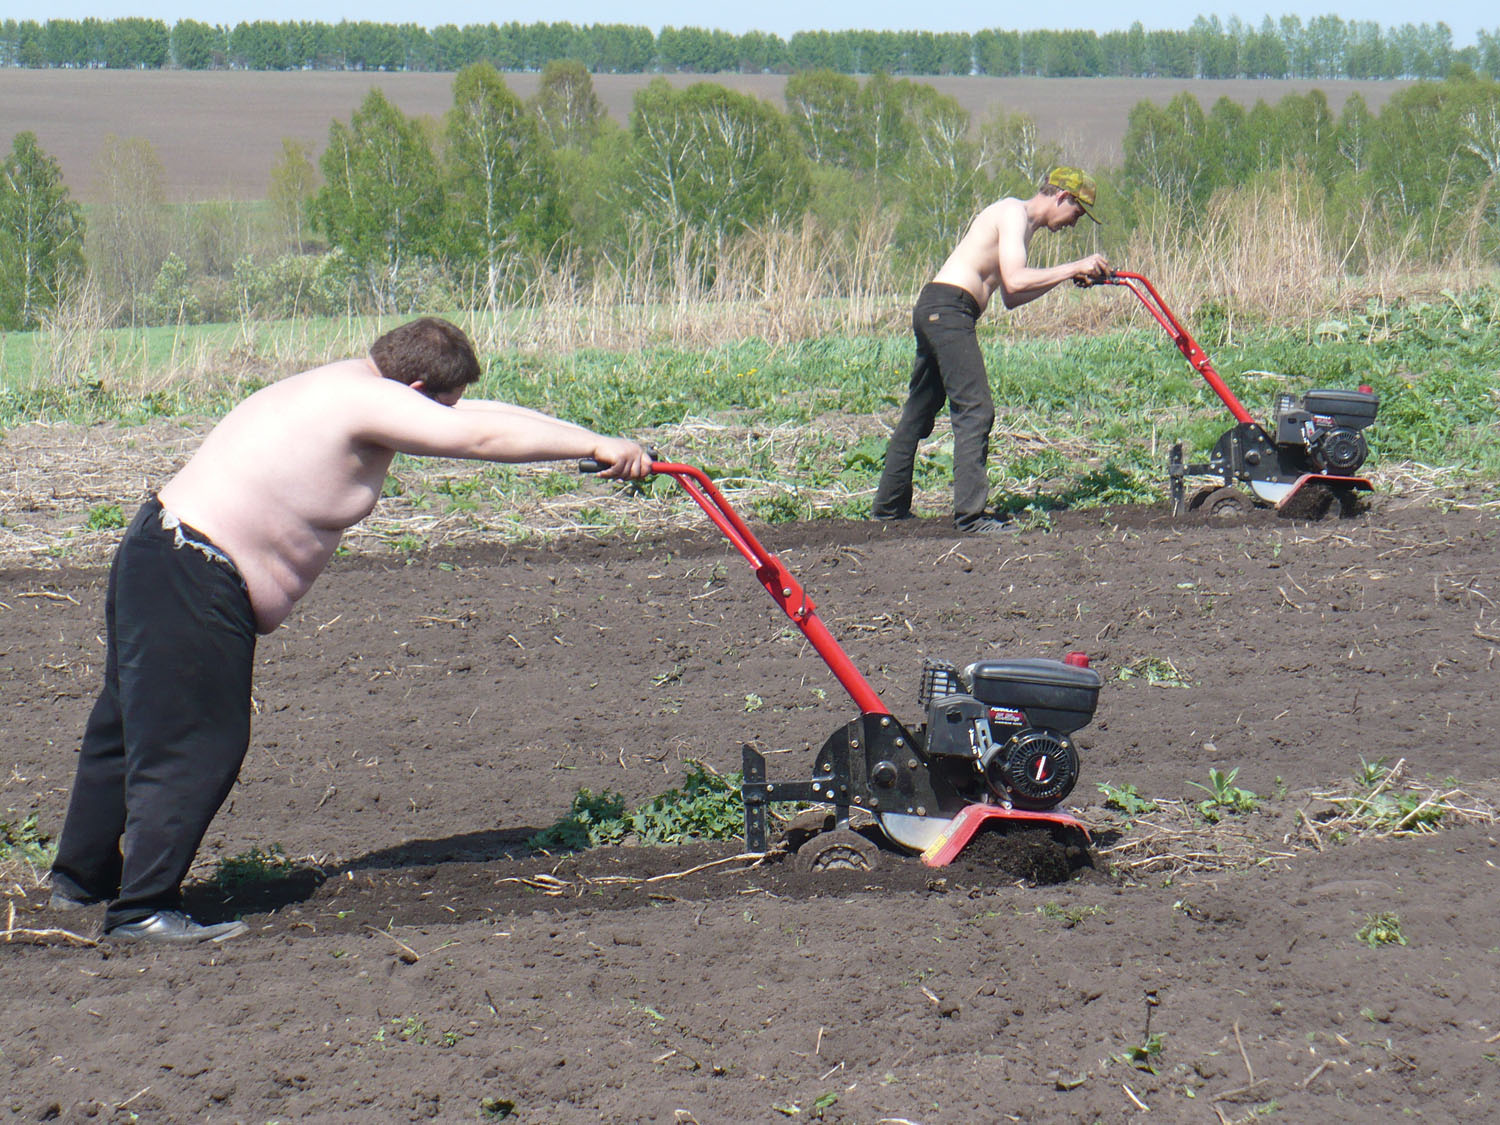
[157,359,401,633]
[155,357,649,634]
[931,197,1033,313]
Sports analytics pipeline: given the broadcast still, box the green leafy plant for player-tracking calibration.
[528,788,628,851]
[1188,767,1259,822]
[0,813,55,866]
[388,531,426,555]
[213,842,295,889]
[1098,781,1155,816]
[1120,1031,1166,1073]
[85,503,124,530]
[529,764,745,852]
[620,764,744,845]
[1355,911,1407,947]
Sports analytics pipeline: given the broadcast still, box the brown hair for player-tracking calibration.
[369,317,481,396]
[1038,181,1065,197]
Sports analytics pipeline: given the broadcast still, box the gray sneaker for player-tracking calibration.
[49,889,101,911]
[957,516,1018,535]
[104,910,248,945]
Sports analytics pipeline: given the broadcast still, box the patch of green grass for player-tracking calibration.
[213,843,295,889]
[84,504,124,531]
[5,288,1499,531]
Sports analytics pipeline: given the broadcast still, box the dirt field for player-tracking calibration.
[0,71,1410,203]
[1,427,1497,1122]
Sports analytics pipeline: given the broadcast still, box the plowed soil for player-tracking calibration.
[2,494,1498,1124]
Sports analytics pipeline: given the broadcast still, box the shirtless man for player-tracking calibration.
[48,317,650,943]
[872,167,1109,532]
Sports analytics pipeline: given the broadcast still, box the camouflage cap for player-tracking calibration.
[1047,166,1102,224]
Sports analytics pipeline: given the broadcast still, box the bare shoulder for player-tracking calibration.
[991,196,1028,230]
[959,198,1024,243]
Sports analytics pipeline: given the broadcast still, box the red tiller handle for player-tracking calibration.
[1085,270,1256,426]
[580,458,891,716]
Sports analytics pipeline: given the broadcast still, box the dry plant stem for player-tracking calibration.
[364,924,421,962]
[1234,1020,1255,1082]
[2,900,96,947]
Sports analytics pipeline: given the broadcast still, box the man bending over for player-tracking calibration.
[49,317,650,943]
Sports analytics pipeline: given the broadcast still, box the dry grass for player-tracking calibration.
[466,211,912,355]
[1094,759,1499,882]
[9,170,1495,395]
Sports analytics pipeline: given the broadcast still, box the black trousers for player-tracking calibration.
[51,498,257,929]
[872,282,996,529]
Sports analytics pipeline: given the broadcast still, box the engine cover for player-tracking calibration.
[983,728,1081,807]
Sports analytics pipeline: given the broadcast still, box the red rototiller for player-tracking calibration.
[1080,271,1380,518]
[587,458,1100,870]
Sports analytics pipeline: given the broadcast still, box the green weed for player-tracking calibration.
[389,532,425,555]
[620,764,744,845]
[1188,767,1259,821]
[84,504,124,531]
[213,843,295,889]
[527,788,628,851]
[1119,1032,1166,1073]
[1035,901,1104,927]
[0,813,55,867]
[1098,781,1155,816]
[1335,758,1448,833]
[1355,911,1408,948]
[1117,656,1192,688]
[529,763,745,851]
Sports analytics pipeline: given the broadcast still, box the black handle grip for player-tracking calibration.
[578,447,659,474]
[1073,269,1117,289]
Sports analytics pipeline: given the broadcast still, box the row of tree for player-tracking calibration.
[1,16,1497,80]
[3,64,1498,332]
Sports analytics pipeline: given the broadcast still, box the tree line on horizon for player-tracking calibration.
[0,15,1498,81]
[2,62,1498,334]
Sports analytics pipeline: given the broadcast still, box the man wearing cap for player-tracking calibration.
[872,167,1109,533]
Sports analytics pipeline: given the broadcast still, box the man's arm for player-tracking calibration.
[454,399,592,434]
[350,381,650,479]
[995,209,1108,311]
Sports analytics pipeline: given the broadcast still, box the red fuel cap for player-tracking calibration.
[1064,651,1090,668]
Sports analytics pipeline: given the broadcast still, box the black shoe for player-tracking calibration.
[872,510,914,522]
[957,516,1019,535]
[104,910,248,945]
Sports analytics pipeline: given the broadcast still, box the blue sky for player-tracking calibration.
[4,3,1491,48]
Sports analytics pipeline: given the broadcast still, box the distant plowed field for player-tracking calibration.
[2,70,1410,203]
